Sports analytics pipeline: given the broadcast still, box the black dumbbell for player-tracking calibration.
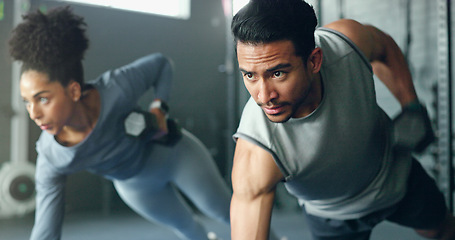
[124,109,182,145]
[392,100,435,153]
[154,117,182,145]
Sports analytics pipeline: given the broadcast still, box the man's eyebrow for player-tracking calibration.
[239,63,292,74]
[266,63,292,72]
[239,68,250,73]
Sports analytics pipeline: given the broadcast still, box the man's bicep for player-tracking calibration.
[232,138,284,198]
[231,138,283,240]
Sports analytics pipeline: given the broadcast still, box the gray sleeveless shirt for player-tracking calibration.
[233,28,412,219]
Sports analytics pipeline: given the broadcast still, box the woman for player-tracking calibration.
[9,6,231,240]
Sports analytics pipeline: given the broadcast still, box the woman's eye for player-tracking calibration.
[22,99,30,107]
[40,97,49,104]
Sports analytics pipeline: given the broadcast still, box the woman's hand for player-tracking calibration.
[149,107,168,140]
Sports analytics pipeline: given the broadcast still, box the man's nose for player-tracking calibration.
[257,80,278,105]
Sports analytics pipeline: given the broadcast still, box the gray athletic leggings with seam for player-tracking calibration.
[113,129,231,240]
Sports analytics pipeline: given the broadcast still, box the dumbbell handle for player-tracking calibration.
[154,118,182,146]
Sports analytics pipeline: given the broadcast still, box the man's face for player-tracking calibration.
[237,40,321,123]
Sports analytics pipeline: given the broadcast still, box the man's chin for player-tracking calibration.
[265,113,292,123]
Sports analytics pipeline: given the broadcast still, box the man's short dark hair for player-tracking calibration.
[231,0,317,61]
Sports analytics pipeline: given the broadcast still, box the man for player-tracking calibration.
[230,0,455,239]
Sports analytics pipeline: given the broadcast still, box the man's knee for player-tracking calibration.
[415,212,455,239]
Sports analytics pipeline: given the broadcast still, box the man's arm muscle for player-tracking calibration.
[231,138,284,240]
[324,19,417,106]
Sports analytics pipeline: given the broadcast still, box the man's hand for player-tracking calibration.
[392,100,435,153]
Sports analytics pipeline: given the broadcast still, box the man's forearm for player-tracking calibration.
[230,191,275,240]
[369,26,417,106]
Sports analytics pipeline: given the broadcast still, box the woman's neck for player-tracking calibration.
[56,88,100,146]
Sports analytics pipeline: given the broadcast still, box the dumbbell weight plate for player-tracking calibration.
[124,110,159,138]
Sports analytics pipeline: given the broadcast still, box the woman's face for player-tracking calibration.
[20,70,78,135]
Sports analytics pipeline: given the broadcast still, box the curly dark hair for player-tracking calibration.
[9,6,89,87]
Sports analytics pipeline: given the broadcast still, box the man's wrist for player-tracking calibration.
[403,99,422,111]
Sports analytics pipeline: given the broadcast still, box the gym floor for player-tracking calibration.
[0,208,427,240]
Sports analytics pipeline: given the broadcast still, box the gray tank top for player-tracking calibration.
[233,28,412,219]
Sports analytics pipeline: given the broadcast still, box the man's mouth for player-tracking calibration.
[262,105,284,115]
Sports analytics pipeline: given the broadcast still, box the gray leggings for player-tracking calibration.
[113,129,231,240]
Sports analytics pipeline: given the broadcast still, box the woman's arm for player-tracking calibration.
[114,53,174,104]
[114,53,174,137]
[30,156,67,240]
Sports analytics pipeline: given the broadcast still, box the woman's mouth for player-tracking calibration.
[39,124,51,130]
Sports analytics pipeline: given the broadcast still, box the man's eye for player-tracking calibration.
[273,71,284,78]
[244,73,253,79]
[243,72,256,81]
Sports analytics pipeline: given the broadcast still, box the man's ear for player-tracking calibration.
[67,81,82,102]
[308,48,323,73]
